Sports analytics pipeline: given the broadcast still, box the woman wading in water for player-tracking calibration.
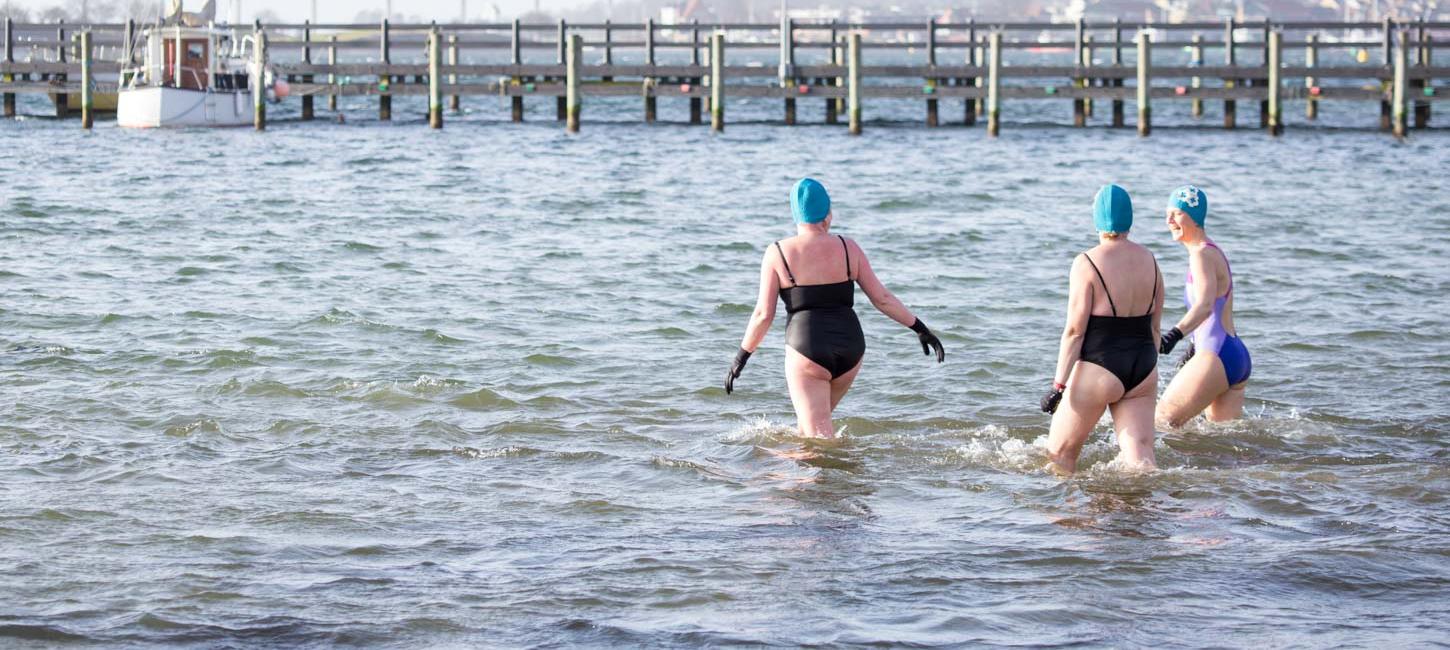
[724,178,944,439]
[1156,185,1253,427]
[1041,184,1165,473]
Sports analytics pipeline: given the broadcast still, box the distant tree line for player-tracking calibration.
[1,0,168,23]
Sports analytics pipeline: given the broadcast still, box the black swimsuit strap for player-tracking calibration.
[774,241,797,287]
[838,235,851,280]
[1082,254,1118,317]
[1146,257,1159,316]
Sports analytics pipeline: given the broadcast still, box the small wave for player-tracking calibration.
[448,388,519,410]
[343,241,384,253]
[175,266,210,277]
[164,418,223,437]
[649,326,690,339]
[713,303,752,316]
[953,425,1051,473]
[220,379,313,399]
[452,445,539,459]
[7,344,74,355]
[204,349,258,369]
[524,353,579,367]
[99,313,156,325]
[873,197,927,211]
[420,329,466,344]
[720,417,801,445]
[406,375,469,394]
[0,624,89,642]
[307,308,393,331]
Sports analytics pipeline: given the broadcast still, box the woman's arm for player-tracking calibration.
[1173,247,1218,335]
[1051,255,1093,387]
[738,250,781,352]
[852,241,916,327]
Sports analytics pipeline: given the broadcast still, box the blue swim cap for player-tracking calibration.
[1093,184,1133,233]
[1168,185,1208,227]
[791,178,831,224]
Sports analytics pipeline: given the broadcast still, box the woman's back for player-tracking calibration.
[1083,240,1158,317]
[774,234,854,287]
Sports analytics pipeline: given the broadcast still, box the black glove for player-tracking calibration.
[909,318,945,363]
[724,348,751,395]
[1040,385,1065,414]
[1177,342,1196,369]
[1159,327,1184,355]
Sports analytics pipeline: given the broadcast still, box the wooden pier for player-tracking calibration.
[1,17,1445,137]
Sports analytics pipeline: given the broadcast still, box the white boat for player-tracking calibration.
[117,20,261,128]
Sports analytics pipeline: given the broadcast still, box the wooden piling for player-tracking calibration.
[1083,35,1094,118]
[926,18,938,127]
[1136,30,1150,137]
[566,33,581,133]
[448,34,459,112]
[1267,30,1282,136]
[833,32,845,121]
[1305,33,1318,120]
[644,19,656,123]
[327,36,337,111]
[602,20,613,82]
[1415,22,1430,128]
[690,20,702,125]
[301,21,314,121]
[429,28,443,129]
[1259,20,1271,128]
[1224,18,1236,129]
[1393,29,1408,138]
[1111,19,1124,128]
[1381,17,1393,130]
[963,19,975,127]
[1191,34,1204,118]
[557,20,567,121]
[711,32,725,132]
[254,28,267,131]
[379,19,391,121]
[782,17,795,125]
[54,25,67,118]
[3,17,14,118]
[510,19,523,122]
[976,34,986,118]
[1072,19,1085,127]
[80,30,92,129]
[987,32,1001,137]
[848,32,862,135]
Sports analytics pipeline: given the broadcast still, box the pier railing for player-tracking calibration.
[1,17,1444,137]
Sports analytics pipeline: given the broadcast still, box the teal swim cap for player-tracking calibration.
[1093,184,1133,234]
[1168,185,1208,227]
[791,178,831,224]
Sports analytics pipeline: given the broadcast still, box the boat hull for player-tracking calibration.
[117,86,254,128]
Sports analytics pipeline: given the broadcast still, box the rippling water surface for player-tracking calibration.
[2,94,1448,646]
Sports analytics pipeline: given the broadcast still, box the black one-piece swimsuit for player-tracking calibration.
[1078,254,1159,392]
[776,236,866,379]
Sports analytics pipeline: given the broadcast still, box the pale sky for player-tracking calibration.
[9,0,581,22]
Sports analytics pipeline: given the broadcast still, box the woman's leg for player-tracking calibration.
[1156,353,1230,430]
[1046,361,1120,474]
[829,358,863,410]
[1205,382,1247,421]
[1108,368,1158,469]
[785,348,837,438]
